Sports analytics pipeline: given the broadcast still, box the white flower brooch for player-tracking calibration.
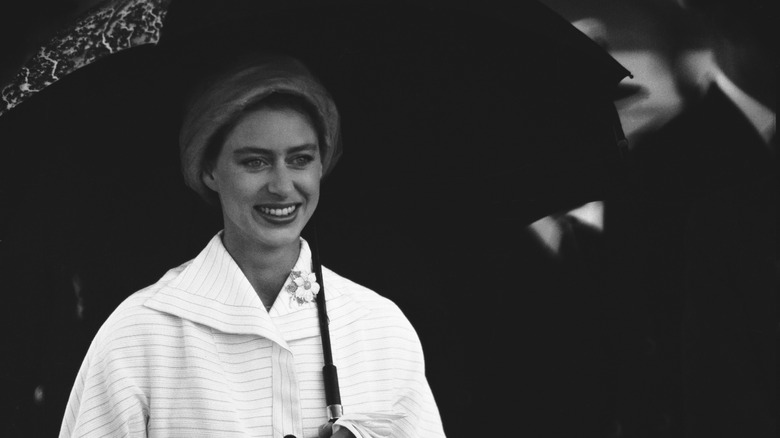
[286,270,320,306]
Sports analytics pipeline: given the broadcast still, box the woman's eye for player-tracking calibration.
[242,158,267,168]
[290,155,315,166]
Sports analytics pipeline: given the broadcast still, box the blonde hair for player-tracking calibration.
[179,55,342,203]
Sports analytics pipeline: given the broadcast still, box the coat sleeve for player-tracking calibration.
[59,336,149,438]
[329,301,446,438]
[333,341,445,438]
[389,325,446,438]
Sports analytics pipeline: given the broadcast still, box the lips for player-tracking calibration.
[259,204,297,216]
[255,203,300,222]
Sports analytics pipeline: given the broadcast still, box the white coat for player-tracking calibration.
[60,233,445,438]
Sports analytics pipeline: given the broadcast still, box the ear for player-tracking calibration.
[202,169,218,192]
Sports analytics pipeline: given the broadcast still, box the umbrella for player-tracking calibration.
[0,0,631,436]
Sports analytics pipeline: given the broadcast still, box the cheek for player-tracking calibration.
[303,175,321,199]
[303,164,323,198]
[297,179,321,214]
[219,173,262,203]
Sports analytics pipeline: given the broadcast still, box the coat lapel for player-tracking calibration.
[144,233,289,349]
[143,233,370,350]
[270,239,370,343]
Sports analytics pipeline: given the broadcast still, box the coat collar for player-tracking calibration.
[144,232,368,350]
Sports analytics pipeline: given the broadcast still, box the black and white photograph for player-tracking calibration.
[0,0,775,437]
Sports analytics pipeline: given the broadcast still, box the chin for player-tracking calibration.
[253,229,304,250]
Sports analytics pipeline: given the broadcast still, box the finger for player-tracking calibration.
[332,425,356,438]
[318,422,333,438]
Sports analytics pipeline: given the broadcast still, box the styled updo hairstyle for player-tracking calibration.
[179,55,342,204]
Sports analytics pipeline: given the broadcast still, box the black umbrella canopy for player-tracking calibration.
[0,0,631,247]
[152,0,631,254]
[0,0,630,436]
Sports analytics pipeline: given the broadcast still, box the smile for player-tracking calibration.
[257,204,299,218]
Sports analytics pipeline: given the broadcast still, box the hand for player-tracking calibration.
[318,422,356,438]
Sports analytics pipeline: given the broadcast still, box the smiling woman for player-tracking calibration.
[203,100,324,307]
[58,55,446,438]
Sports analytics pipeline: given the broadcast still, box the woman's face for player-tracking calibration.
[203,107,322,255]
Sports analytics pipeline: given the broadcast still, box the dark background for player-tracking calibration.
[0,0,712,151]
[0,1,726,437]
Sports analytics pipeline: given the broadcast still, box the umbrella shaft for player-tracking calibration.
[323,363,342,416]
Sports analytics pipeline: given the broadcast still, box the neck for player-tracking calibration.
[221,231,300,309]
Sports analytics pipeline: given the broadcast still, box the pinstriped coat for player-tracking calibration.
[60,233,445,438]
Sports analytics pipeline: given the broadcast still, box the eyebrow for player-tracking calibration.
[232,144,319,155]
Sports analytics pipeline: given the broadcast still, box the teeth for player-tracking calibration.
[260,205,297,216]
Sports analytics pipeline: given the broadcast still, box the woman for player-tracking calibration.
[59,55,445,438]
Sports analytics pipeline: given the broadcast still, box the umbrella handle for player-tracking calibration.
[312,219,343,421]
[324,369,344,420]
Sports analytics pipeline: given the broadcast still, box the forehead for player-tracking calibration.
[225,108,318,151]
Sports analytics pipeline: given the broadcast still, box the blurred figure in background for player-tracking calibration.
[621,0,776,436]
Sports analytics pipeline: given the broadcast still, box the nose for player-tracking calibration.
[266,166,295,196]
